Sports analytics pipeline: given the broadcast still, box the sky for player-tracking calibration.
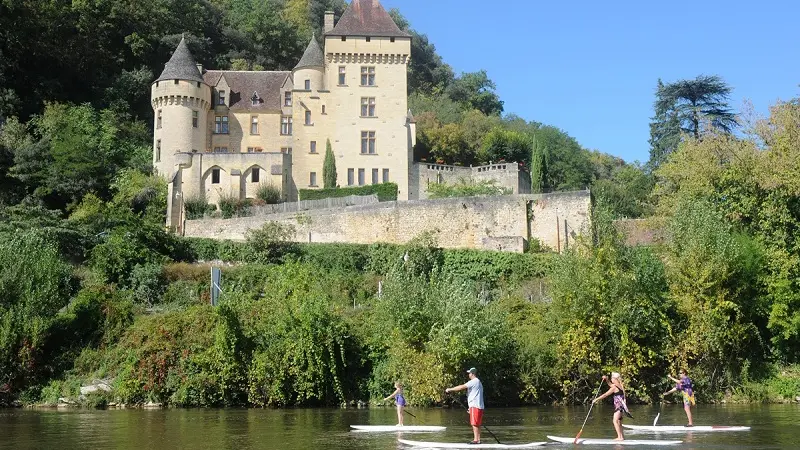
[380,0,800,163]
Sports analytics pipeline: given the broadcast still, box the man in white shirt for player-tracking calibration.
[446,367,484,444]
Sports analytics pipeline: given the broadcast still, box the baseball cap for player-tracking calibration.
[467,367,477,375]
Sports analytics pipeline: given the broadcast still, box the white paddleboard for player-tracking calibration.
[624,424,750,432]
[398,439,548,448]
[351,425,446,432]
[548,435,682,446]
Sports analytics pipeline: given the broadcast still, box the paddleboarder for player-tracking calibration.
[382,381,407,426]
[592,372,632,441]
[663,369,695,427]
[445,367,484,445]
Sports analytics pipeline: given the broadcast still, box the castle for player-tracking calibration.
[152,0,418,229]
[153,0,529,231]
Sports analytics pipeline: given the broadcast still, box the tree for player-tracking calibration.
[480,128,531,166]
[649,76,738,169]
[530,136,547,194]
[323,139,337,189]
[446,71,504,116]
[427,122,471,165]
[389,9,455,96]
[534,126,593,191]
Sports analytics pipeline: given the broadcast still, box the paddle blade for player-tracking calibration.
[653,413,660,426]
[573,429,583,444]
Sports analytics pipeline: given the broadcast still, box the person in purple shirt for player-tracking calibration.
[663,369,695,426]
[383,381,407,426]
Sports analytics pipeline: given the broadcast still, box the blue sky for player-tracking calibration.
[380,0,800,163]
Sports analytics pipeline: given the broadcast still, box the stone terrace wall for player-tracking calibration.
[185,191,591,253]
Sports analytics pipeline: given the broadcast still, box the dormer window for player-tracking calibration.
[284,91,292,106]
[251,91,260,106]
[218,90,226,106]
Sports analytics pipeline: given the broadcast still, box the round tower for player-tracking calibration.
[151,37,212,178]
[293,34,325,91]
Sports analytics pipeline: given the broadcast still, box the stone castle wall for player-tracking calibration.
[411,162,532,200]
[184,191,591,253]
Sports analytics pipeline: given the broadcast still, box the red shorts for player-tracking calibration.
[469,407,484,427]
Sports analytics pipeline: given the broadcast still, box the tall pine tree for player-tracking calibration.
[648,75,737,169]
[323,139,337,189]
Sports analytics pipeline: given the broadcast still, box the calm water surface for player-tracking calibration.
[1,404,797,449]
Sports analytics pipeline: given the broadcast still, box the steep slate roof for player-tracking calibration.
[156,37,205,83]
[326,0,410,38]
[294,34,324,70]
[203,71,290,111]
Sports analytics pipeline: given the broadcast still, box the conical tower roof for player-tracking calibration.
[294,34,324,70]
[155,36,204,83]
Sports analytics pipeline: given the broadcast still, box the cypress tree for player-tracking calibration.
[530,135,546,194]
[323,139,337,189]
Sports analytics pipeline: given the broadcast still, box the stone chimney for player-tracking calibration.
[324,11,335,33]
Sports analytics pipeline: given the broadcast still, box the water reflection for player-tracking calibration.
[0,404,798,449]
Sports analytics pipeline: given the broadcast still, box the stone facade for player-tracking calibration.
[184,191,591,253]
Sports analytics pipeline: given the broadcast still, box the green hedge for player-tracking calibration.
[179,238,553,286]
[298,183,398,202]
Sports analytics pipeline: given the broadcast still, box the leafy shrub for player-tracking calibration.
[128,263,167,306]
[245,221,299,264]
[184,194,213,220]
[298,182,398,201]
[162,280,206,307]
[427,178,512,199]
[218,193,253,219]
[89,226,171,285]
[256,183,282,204]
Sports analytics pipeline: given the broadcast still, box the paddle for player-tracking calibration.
[574,378,605,444]
[653,400,662,426]
[448,393,502,445]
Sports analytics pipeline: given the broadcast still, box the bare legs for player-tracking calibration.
[397,405,404,426]
[684,404,693,426]
[472,425,481,443]
[612,410,624,440]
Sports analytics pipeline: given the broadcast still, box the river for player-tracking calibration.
[1,404,797,449]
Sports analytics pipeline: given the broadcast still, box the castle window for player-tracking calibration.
[309,172,317,187]
[348,169,354,186]
[322,105,326,114]
[304,110,312,126]
[310,141,317,153]
[251,168,260,183]
[215,116,229,134]
[247,147,255,153]
[197,82,201,88]
[211,168,220,184]
[284,91,292,106]
[156,110,162,129]
[341,36,346,42]
[251,92,260,106]
[361,97,376,117]
[281,116,293,135]
[218,90,226,106]
[366,37,371,42]
[361,66,375,86]
[281,147,292,154]
[213,147,228,153]
[192,111,198,128]
[174,80,179,85]
[383,169,389,183]
[390,37,395,43]
[358,168,365,186]
[304,79,311,90]
[361,131,376,154]
[250,115,259,135]
[338,66,346,85]
[155,140,161,163]
[372,168,379,185]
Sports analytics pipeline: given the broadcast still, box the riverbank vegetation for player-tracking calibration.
[2,1,800,409]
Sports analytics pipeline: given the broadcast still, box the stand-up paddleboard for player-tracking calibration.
[351,425,446,432]
[398,439,548,448]
[623,424,750,432]
[548,436,682,446]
